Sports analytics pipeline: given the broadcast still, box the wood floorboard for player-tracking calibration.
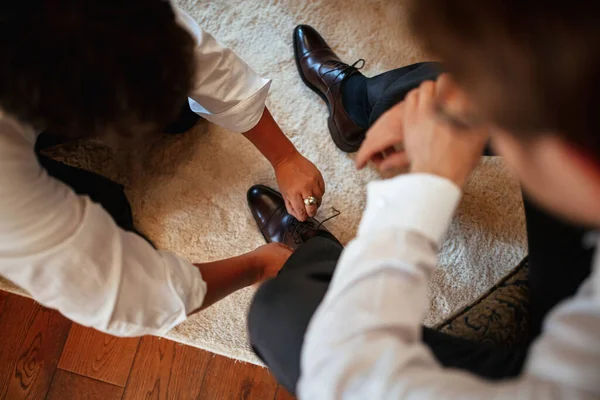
[0,290,9,317]
[0,291,283,400]
[58,323,140,387]
[0,295,71,400]
[46,369,123,400]
[122,336,211,400]
[275,385,296,400]
[197,353,279,400]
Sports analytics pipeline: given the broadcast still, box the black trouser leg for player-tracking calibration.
[523,196,594,338]
[36,150,153,245]
[36,154,135,231]
[341,62,441,130]
[248,236,343,394]
[366,62,442,124]
[248,236,527,395]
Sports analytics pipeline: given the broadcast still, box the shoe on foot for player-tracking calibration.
[293,24,366,153]
[247,184,340,250]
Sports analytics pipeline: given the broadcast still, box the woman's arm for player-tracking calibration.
[176,8,326,221]
[191,243,291,313]
[243,108,325,221]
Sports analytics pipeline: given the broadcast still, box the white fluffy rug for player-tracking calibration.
[0,0,527,365]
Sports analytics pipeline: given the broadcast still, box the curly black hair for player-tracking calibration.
[0,0,196,138]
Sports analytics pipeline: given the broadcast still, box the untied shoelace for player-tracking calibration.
[288,207,341,244]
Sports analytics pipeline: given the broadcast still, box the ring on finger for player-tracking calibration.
[303,196,318,206]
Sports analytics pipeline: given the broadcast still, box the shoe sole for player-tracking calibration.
[293,28,362,153]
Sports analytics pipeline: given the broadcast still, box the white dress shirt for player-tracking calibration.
[177,9,271,133]
[0,7,270,337]
[299,174,600,399]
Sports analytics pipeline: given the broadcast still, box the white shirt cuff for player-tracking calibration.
[188,79,271,133]
[358,173,462,245]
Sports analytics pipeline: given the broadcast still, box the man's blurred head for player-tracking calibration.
[409,1,600,226]
[0,0,196,139]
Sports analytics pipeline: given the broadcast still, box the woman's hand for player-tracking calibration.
[242,108,325,221]
[251,242,293,281]
[274,152,325,221]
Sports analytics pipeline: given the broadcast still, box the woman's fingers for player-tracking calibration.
[290,194,308,222]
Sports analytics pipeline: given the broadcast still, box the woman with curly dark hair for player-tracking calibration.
[0,1,325,336]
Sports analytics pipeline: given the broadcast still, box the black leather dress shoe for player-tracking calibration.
[294,25,366,153]
[247,185,340,250]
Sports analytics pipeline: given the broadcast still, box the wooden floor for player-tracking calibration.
[0,291,295,400]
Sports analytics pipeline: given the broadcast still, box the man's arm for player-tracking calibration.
[299,173,599,399]
[298,79,600,398]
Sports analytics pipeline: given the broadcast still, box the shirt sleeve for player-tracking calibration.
[175,8,271,133]
[0,115,207,337]
[298,173,600,399]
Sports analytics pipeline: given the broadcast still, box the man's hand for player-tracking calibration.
[274,152,325,221]
[250,242,293,282]
[356,101,409,172]
[357,75,489,188]
[402,77,489,187]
